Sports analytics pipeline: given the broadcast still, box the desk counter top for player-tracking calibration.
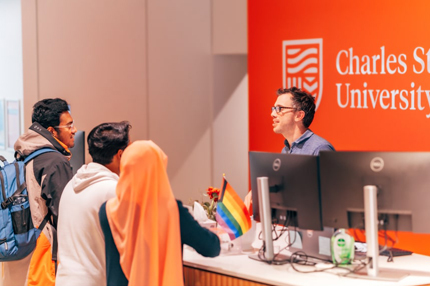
[183,248,430,286]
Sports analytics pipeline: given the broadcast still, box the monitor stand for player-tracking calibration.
[247,177,309,266]
[255,177,274,260]
[351,185,408,282]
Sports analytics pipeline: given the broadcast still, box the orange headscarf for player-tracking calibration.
[106,140,184,286]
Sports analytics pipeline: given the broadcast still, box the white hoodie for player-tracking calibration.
[56,163,119,286]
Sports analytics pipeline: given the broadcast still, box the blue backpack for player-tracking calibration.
[0,148,58,261]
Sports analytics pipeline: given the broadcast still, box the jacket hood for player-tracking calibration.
[14,122,71,158]
[72,162,119,193]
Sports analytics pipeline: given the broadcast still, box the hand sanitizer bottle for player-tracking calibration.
[331,228,354,265]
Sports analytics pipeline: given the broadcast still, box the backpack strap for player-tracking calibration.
[38,212,58,274]
[23,148,59,164]
[1,161,32,209]
[0,156,7,165]
[0,172,5,205]
[52,226,58,273]
[38,212,51,232]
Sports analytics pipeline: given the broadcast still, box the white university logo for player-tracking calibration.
[283,38,323,110]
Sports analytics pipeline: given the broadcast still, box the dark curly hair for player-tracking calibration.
[32,98,70,129]
[87,121,132,165]
[276,87,315,128]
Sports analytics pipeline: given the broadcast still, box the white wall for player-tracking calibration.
[212,0,247,54]
[0,0,23,100]
[0,0,23,161]
[213,55,249,197]
[146,0,213,201]
[23,1,149,141]
[19,0,249,203]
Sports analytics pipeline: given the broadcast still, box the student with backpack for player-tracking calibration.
[2,98,76,286]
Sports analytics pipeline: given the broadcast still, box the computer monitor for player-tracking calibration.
[319,151,430,280]
[319,151,430,233]
[249,151,323,264]
[249,151,322,231]
[69,130,85,175]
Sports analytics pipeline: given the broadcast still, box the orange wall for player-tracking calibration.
[248,0,430,255]
[249,1,430,153]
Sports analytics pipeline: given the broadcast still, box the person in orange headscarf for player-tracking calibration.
[98,140,184,286]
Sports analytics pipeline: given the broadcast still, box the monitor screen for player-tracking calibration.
[249,151,322,231]
[69,130,85,175]
[319,151,430,233]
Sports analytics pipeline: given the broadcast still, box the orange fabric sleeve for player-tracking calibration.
[27,232,55,286]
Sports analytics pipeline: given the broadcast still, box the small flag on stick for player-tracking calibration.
[216,176,251,240]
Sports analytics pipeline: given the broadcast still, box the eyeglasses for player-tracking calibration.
[54,122,75,129]
[271,106,296,113]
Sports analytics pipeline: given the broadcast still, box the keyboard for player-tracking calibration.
[354,242,413,257]
[379,247,412,257]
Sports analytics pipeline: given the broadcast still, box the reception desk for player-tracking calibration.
[183,248,430,286]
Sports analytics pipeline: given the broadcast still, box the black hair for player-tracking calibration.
[87,121,132,165]
[276,87,316,128]
[32,98,70,129]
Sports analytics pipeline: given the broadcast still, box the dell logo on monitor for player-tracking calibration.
[370,157,384,172]
[273,158,281,171]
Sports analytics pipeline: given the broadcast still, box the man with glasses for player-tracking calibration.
[244,87,334,214]
[272,87,334,155]
[3,98,76,286]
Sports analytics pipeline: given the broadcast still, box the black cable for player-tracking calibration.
[289,251,347,274]
[256,211,298,265]
[288,251,369,276]
[380,215,393,262]
[272,211,291,241]
[272,211,300,264]
[339,259,368,277]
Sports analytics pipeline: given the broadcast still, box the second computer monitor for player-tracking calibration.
[249,151,322,231]
[69,130,85,175]
[319,151,430,233]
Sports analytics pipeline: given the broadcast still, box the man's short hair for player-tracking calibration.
[87,121,132,165]
[32,98,70,129]
[277,87,316,128]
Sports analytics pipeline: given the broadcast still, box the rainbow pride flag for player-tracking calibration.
[216,177,251,240]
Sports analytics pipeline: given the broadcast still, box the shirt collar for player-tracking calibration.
[284,129,313,149]
[294,129,313,144]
